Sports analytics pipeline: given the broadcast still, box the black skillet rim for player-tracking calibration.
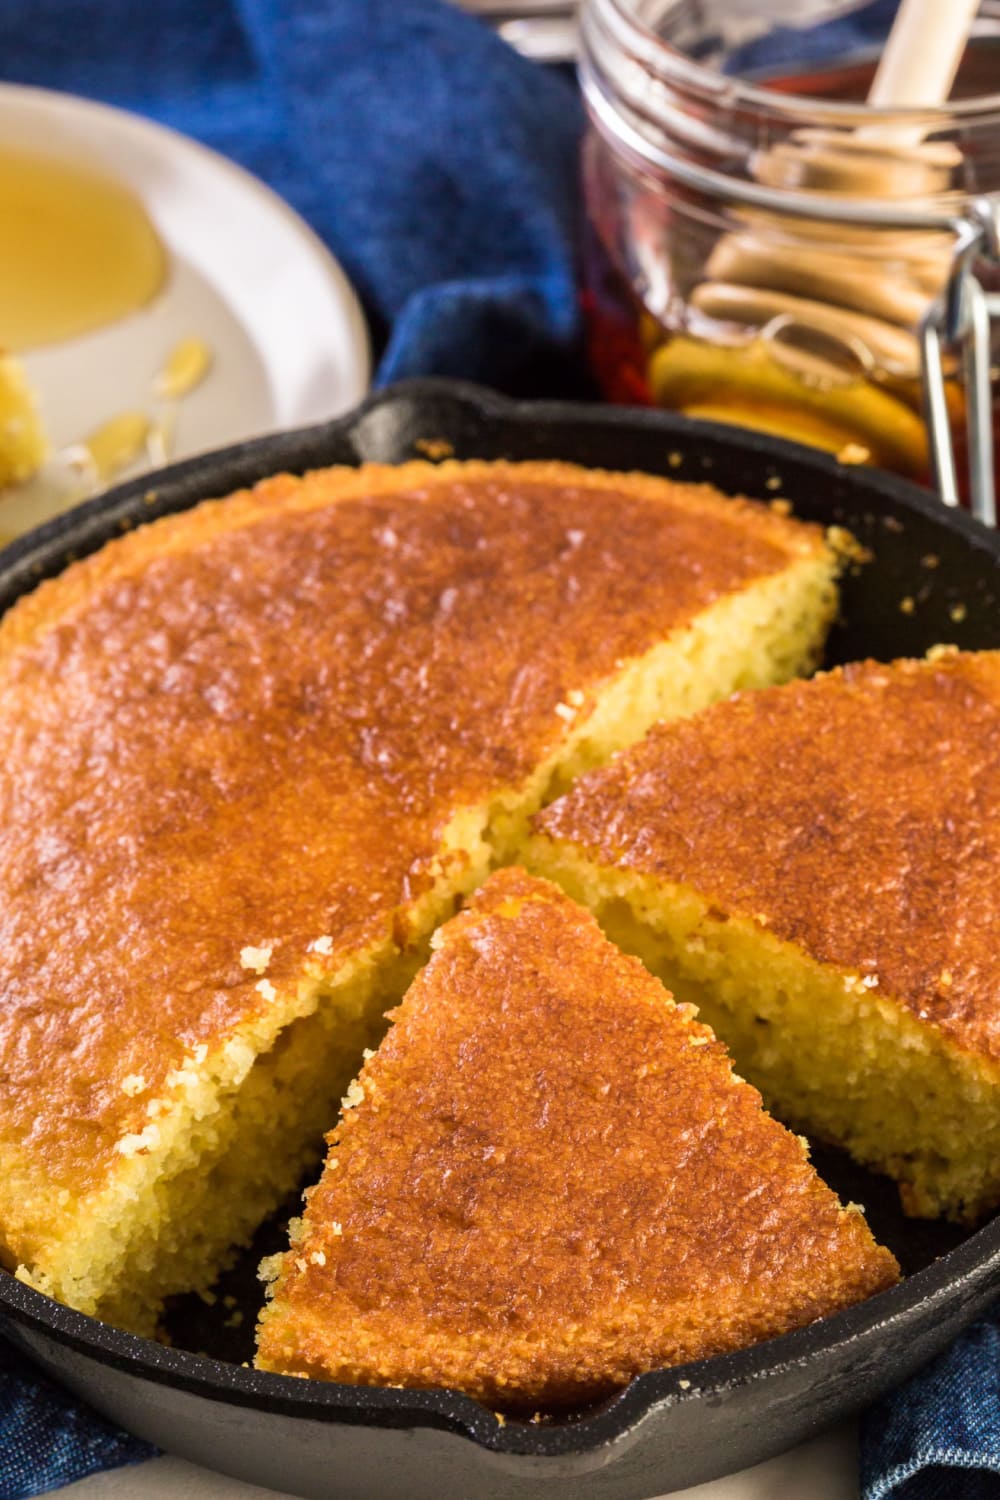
[1,377,1000,1461]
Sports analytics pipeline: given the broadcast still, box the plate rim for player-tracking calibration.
[0,79,372,439]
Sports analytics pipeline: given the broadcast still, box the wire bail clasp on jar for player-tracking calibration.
[922,193,1000,528]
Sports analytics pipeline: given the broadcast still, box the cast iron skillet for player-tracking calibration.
[1,380,999,1500]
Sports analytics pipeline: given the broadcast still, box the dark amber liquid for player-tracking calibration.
[582,47,1000,504]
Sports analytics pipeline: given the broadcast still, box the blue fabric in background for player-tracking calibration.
[0,1341,156,1496]
[862,1320,1000,1500]
[0,0,586,395]
[0,1,998,1497]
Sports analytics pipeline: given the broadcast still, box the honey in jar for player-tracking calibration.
[578,0,1000,502]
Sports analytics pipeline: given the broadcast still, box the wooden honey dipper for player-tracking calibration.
[651,0,981,476]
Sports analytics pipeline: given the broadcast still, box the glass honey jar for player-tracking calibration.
[578,0,1000,521]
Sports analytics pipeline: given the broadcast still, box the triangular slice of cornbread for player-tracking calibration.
[0,459,840,1333]
[256,869,897,1408]
[530,649,1000,1224]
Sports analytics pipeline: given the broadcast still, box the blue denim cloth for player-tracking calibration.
[862,1318,1000,1500]
[0,1,996,1497]
[0,1341,156,1496]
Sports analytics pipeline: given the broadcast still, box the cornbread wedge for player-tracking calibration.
[256,869,898,1407]
[0,459,838,1333]
[530,650,1000,1224]
[0,352,47,488]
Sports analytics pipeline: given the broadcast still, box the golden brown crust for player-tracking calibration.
[256,868,898,1408]
[536,650,1000,1062]
[0,460,826,1226]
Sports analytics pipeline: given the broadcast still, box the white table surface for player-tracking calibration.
[65,1421,857,1500]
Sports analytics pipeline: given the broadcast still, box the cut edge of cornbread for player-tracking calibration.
[254,868,899,1405]
[0,353,47,490]
[523,844,1000,1225]
[6,502,840,1335]
[487,546,840,857]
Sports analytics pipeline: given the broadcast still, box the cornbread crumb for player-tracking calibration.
[225,1308,244,1328]
[240,944,273,974]
[951,603,967,623]
[566,688,585,708]
[121,1074,147,1097]
[0,353,48,487]
[309,935,334,955]
[331,1222,343,1237]
[765,476,783,492]
[258,1254,284,1286]
[255,979,277,1003]
[837,442,871,466]
[115,1124,161,1157]
[166,1059,197,1092]
[342,1080,365,1109]
[310,1250,327,1266]
[827,527,871,565]
[414,437,454,460]
[554,702,575,722]
[899,596,915,615]
[678,1379,692,1390]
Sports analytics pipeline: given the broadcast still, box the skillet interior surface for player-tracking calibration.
[1,379,999,1499]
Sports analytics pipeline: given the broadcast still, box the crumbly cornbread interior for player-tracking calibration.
[521,852,1000,1225]
[527,652,1000,1225]
[21,948,422,1335]
[0,352,47,488]
[0,460,839,1335]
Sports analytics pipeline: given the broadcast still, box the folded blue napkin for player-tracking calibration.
[0,2,996,1497]
[861,1321,1000,1500]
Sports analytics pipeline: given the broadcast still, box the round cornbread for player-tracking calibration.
[256,869,898,1409]
[0,458,837,1329]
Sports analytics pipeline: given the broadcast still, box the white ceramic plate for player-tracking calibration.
[0,83,371,535]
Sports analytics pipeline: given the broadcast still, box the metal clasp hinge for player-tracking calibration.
[921,194,1000,528]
